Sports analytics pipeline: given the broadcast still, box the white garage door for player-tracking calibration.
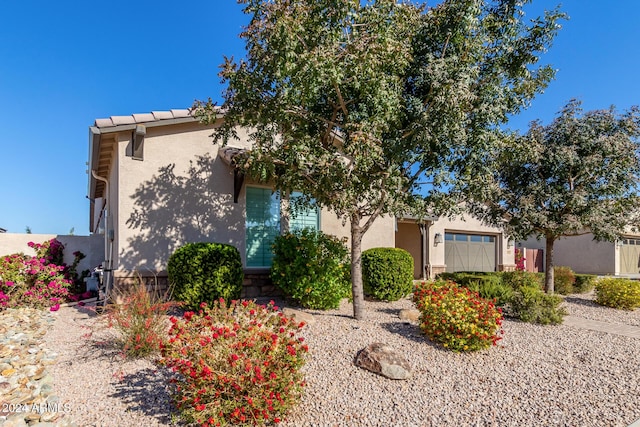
[620,238,640,274]
[445,233,496,273]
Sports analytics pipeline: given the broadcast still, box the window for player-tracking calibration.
[246,187,280,267]
[289,191,320,231]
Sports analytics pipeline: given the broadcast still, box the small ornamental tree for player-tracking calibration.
[467,100,640,293]
[196,0,564,318]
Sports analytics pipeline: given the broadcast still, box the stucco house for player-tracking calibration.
[518,232,640,276]
[87,109,515,297]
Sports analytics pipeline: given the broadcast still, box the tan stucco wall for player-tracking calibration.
[518,234,616,275]
[0,233,104,273]
[319,210,395,252]
[114,121,249,272]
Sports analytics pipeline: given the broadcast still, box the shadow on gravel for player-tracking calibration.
[79,338,125,363]
[110,366,177,425]
[563,296,600,309]
[379,321,444,351]
[375,307,401,316]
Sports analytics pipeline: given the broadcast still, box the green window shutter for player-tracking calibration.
[290,191,319,231]
[246,187,280,267]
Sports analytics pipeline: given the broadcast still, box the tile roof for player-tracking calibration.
[93,109,195,128]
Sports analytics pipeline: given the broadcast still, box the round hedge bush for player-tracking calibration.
[595,277,640,310]
[362,247,413,301]
[271,229,351,310]
[167,242,243,310]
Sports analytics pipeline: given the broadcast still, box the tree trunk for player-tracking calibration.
[350,217,365,320]
[544,235,555,293]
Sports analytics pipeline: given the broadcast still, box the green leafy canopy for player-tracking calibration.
[194,0,565,318]
[467,99,640,291]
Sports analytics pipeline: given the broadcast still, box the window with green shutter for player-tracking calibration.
[289,191,320,231]
[245,187,280,267]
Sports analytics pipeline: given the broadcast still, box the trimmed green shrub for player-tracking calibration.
[437,271,503,284]
[413,281,503,352]
[501,270,543,290]
[362,247,413,301]
[595,278,640,310]
[574,274,597,293]
[272,229,350,309]
[167,242,243,311]
[470,280,514,307]
[508,285,567,324]
[553,266,576,295]
[457,274,502,288]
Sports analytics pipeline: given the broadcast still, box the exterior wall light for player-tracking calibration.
[434,233,443,245]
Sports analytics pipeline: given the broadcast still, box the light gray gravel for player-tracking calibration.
[43,294,640,427]
[562,290,640,327]
[43,305,176,427]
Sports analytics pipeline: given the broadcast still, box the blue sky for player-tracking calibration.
[0,0,638,235]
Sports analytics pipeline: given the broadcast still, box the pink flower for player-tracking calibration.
[50,304,60,312]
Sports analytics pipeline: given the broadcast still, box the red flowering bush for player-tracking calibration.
[160,299,308,426]
[107,283,180,358]
[0,253,70,310]
[30,239,88,294]
[413,281,504,352]
[29,239,65,266]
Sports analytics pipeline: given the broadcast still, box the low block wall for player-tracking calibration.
[0,233,104,274]
[112,268,282,300]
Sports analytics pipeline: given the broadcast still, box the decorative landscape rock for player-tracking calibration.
[355,342,412,380]
[399,309,420,322]
[282,308,316,325]
[0,307,76,427]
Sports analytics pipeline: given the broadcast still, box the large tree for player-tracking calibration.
[195,0,564,319]
[467,100,640,293]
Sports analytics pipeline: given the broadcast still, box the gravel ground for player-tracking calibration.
[562,290,640,327]
[43,293,640,427]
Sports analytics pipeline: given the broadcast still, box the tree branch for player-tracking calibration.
[333,81,349,117]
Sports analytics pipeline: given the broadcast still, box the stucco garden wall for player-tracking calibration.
[0,233,104,273]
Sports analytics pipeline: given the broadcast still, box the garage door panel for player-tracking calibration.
[445,233,496,273]
[620,239,640,274]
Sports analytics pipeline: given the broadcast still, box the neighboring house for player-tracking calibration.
[518,233,640,276]
[87,109,515,297]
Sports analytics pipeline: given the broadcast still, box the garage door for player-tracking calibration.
[445,233,496,272]
[620,238,640,274]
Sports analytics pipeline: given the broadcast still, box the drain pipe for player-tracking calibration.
[91,170,113,307]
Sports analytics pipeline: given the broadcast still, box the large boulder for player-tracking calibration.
[355,343,412,380]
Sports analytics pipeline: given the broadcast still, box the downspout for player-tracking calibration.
[91,170,113,306]
[419,222,432,280]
